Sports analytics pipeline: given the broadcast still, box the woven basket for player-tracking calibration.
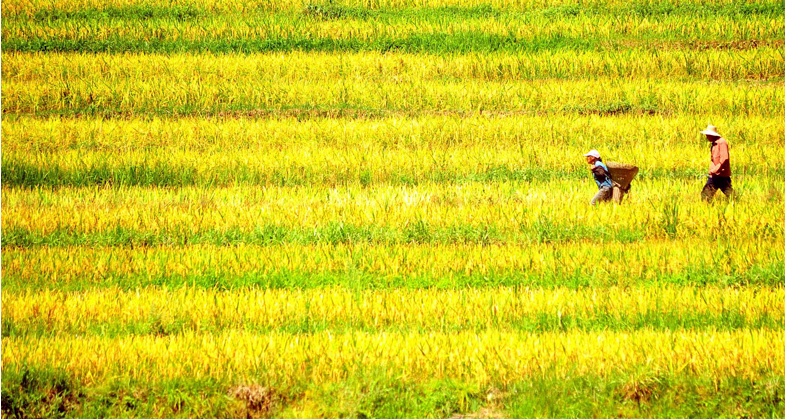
[606,162,639,189]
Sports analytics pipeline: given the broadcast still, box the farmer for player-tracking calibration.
[584,150,612,205]
[700,125,734,202]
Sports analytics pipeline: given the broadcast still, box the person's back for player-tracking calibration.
[592,160,613,189]
[711,137,731,177]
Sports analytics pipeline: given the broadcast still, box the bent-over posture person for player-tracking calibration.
[584,150,612,205]
[700,125,734,202]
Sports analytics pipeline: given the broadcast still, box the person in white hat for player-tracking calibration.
[700,125,734,201]
[583,150,613,205]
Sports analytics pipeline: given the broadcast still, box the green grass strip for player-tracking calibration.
[2,366,784,418]
[0,222,701,248]
[11,2,785,21]
[4,311,785,338]
[1,33,597,55]
[4,160,784,188]
[3,261,783,292]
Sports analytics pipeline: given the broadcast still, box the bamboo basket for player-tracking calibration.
[606,162,639,204]
[606,162,639,189]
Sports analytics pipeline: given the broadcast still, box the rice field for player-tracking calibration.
[2,0,785,417]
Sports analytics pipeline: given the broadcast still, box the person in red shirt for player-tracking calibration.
[700,125,734,202]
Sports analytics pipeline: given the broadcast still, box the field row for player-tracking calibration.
[3,214,782,247]
[4,285,785,337]
[3,114,785,189]
[5,329,785,385]
[2,114,785,153]
[4,15,783,54]
[6,162,784,188]
[2,368,782,419]
[4,0,784,55]
[4,114,784,159]
[7,51,785,83]
[3,53,785,116]
[4,181,782,239]
[5,0,780,15]
[4,241,783,290]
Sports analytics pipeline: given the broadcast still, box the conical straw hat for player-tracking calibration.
[700,125,720,136]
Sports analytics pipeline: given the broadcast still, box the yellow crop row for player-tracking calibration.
[3,53,783,115]
[5,286,785,332]
[4,114,785,171]
[4,330,784,385]
[5,14,781,43]
[4,113,785,153]
[4,183,783,240]
[4,241,781,286]
[7,50,784,84]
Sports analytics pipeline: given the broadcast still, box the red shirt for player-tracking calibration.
[710,138,731,177]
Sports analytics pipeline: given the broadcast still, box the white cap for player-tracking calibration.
[583,150,601,158]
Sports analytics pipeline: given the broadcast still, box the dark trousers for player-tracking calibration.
[701,176,734,202]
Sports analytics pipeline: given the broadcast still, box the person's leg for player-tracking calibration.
[591,187,613,205]
[701,177,718,202]
[718,177,735,199]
